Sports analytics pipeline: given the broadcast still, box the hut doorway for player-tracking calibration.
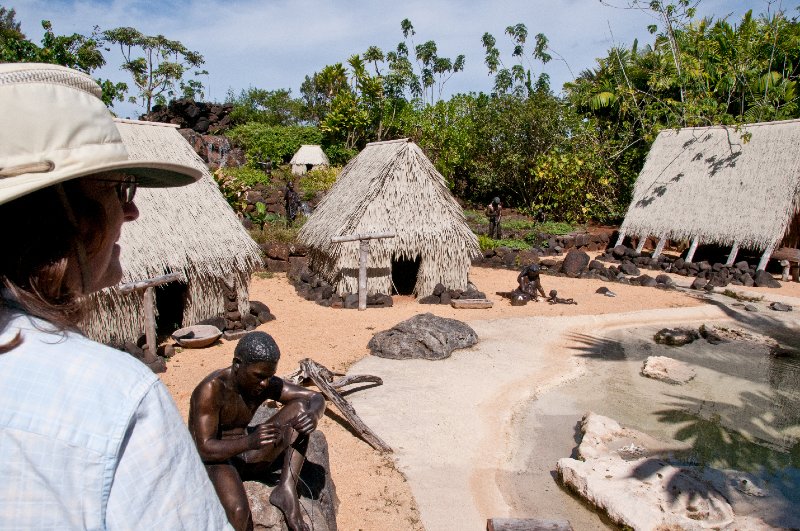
[391,255,420,295]
[155,281,187,335]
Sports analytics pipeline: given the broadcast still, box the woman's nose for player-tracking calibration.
[123,200,139,222]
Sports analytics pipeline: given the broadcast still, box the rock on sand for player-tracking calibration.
[557,413,784,531]
[641,355,696,384]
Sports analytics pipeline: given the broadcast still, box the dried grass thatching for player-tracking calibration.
[82,119,262,345]
[620,119,800,252]
[298,138,480,296]
[290,144,330,175]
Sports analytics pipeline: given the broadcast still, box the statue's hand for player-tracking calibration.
[290,409,317,435]
[249,422,282,449]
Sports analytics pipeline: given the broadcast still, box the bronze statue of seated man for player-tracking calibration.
[189,331,325,531]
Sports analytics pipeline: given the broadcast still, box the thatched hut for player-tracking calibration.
[618,119,800,268]
[82,119,262,345]
[298,138,480,297]
[290,144,330,175]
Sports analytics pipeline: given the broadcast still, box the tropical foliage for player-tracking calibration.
[6,3,800,225]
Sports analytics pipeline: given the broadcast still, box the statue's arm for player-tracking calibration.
[189,380,265,462]
[277,380,326,435]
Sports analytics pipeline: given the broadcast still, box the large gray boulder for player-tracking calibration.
[368,312,478,360]
[246,409,338,531]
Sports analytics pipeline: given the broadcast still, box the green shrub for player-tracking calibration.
[223,166,271,187]
[299,166,340,199]
[227,123,322,167]
[213,168,250,213]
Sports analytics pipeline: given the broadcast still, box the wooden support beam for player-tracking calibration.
[651,237,667,260]
[331,233,396,311]
[614,230,626,247]
[725,242,740,266]
[291,358,392,453]
[142,287,157,359]
[757,242,776,271]
[635,237,647,253]
[685,236,700,263]
[358,240,369,311]
[331,232,396,243]
[118,272,183,294]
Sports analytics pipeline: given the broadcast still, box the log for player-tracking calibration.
[451,298,493,309]
[292,358,392,453]
[331,232,396,243]
[486,518,573,531]
[284,366,382,390]
[142,287,158,363]
[118,272,183,294]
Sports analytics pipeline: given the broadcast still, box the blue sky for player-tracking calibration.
[10,0,785,119]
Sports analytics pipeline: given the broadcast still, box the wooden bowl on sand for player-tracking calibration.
[171,324,222,348]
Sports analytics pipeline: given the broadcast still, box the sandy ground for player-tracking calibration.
[159,265,800,530]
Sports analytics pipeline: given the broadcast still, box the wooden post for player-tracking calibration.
[757,243,776,271]
[685,236,700,263]
[142,287,157,358]
[651,237,667,260]
[331,232,396,311]
[725,242,740,266]
[635,236,647,253]
[117,272,184,358]
[358,240,369,310]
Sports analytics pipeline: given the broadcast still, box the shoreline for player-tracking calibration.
[159,266,799,530]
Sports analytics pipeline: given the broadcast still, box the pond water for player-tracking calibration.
[500,321,800,528]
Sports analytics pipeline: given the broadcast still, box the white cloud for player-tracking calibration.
[10,0,773,119]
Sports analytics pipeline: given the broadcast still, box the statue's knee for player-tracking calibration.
[230,501,251,524]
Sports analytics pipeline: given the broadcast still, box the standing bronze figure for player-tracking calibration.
[486,196,502,239]
[284,181,300,227]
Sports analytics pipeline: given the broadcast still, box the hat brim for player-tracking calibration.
[0,159,202,206]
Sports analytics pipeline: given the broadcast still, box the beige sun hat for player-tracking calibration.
[0,63,203,206]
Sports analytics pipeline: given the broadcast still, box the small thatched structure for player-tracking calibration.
[290,144,330,175]
[619,119,800,266]
[298,138,480,296]
[82,119,262,345]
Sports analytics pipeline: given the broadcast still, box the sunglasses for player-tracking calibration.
[86,175,138,205]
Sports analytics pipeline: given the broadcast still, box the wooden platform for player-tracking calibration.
[487,518,573,531]
[451,298,493,309]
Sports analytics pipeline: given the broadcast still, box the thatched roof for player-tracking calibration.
[83,119,262,344]
[298,138,480,296]
[290,144,330,166]
[620,119,800,251]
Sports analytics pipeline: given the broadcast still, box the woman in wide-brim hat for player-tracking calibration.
[0,64,231,529]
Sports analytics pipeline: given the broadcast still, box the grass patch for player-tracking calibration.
[721,289,763,303]
[464,209,488,225]
[253,270,274,279]
[537,221,582,235]
[478,234,530,251]
[248,217,305,245]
